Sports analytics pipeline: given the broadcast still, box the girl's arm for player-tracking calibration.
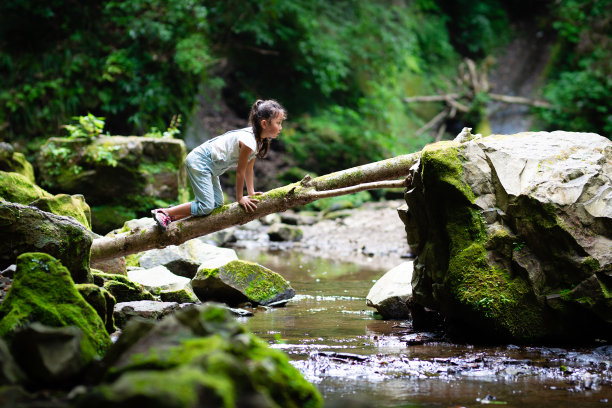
[236,143,259,212]
[246,157,256,195]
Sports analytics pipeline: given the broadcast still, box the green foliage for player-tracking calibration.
[536,0,612,136]
[143,114,182,139]
[434,0,512,57]
[0,0,211,141]
[63,113,105,140]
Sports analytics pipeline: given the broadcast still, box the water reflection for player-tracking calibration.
[237,250,612,407]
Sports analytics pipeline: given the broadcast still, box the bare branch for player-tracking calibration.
[489,93,552,108]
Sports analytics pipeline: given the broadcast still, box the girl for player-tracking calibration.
[151,99,286,229]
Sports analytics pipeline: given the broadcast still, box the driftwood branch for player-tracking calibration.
[90,153,420,262]
[488,93,551,108]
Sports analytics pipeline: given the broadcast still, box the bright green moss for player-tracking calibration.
[421,141,476,204]
[0,171,51,204]
[0,253,111,357]
[224,260,289,303]
[94,270,154,302]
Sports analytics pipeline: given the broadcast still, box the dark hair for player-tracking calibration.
[248,99,287,159]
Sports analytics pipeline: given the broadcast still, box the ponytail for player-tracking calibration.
[249,99,287,159]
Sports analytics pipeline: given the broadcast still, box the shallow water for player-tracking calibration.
[237,249,612,408]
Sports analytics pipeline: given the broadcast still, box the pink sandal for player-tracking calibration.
[151,209,172,229]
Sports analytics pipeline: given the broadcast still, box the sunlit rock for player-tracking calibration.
[191,260,295,306]
[366,262,413,319]
[400,131,612,343]
[113,300,180,329]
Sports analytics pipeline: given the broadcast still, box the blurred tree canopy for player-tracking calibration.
[0,0,610,175]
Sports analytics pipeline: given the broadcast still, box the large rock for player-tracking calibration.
[136,238,238,279]
[400,131,612,343]
[36,136,188,233]
[0,202,93,283]
[0,253,111,381]
[366,262,413,319]
[0,171,92,229]
[77,303,322,408]
[128,266,191,292]
[191,260,296,306]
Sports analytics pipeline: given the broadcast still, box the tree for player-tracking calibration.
[90,153,420,262]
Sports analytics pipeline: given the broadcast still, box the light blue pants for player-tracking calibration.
[185,145,225,216]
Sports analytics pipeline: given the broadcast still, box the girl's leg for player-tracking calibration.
[212,175,224,208]
[165,202,192,221]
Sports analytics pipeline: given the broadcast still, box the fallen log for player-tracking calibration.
[90,153,420,262]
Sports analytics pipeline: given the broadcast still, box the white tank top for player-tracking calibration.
[207,127,257,167]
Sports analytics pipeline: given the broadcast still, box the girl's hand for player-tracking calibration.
[239,196,259,212]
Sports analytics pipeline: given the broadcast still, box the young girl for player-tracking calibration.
[152,99,286,229]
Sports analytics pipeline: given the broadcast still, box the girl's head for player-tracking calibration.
[249,99,287,158]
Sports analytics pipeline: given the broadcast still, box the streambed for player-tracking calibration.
[237,250,612,408]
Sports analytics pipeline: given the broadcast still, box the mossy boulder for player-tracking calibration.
[0,144,35,183]
[191,260,295,306]
[36,136,188,233]
[0,171,92,229]
[76,283,116,334]
[0,202,93,283]
[92,270,155,303]
[160,287,199,303]
[401,131,612,343]
[76,303,322,408]
[0,253,111,366]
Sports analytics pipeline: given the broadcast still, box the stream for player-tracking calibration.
[236,249,612,408]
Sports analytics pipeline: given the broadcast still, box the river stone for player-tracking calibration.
[137,239,238,279]
[267,223,303,242]
[76,283,116,334]
[127,265,191,292]
[36,136,188,233]
[93,271,155,303]
[191,260,296,306]
[0,253,111,368]
[113,300,180,329]
[78,303,322,408]
[0,202,93,283]
[366,262,413,319]
[401,130,612,343]
[159,287,199,304]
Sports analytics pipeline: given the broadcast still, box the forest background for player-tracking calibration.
[1,0,610,192]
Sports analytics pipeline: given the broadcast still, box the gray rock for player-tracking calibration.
[0,202,93,283]
[402,131,612,342]
[114,300,180,328]
[127,265,190,292]
[137,239,238,279]
[267,223,303,242]
[366,262,413,319]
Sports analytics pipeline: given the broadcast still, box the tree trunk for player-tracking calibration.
[90,153,420,262]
